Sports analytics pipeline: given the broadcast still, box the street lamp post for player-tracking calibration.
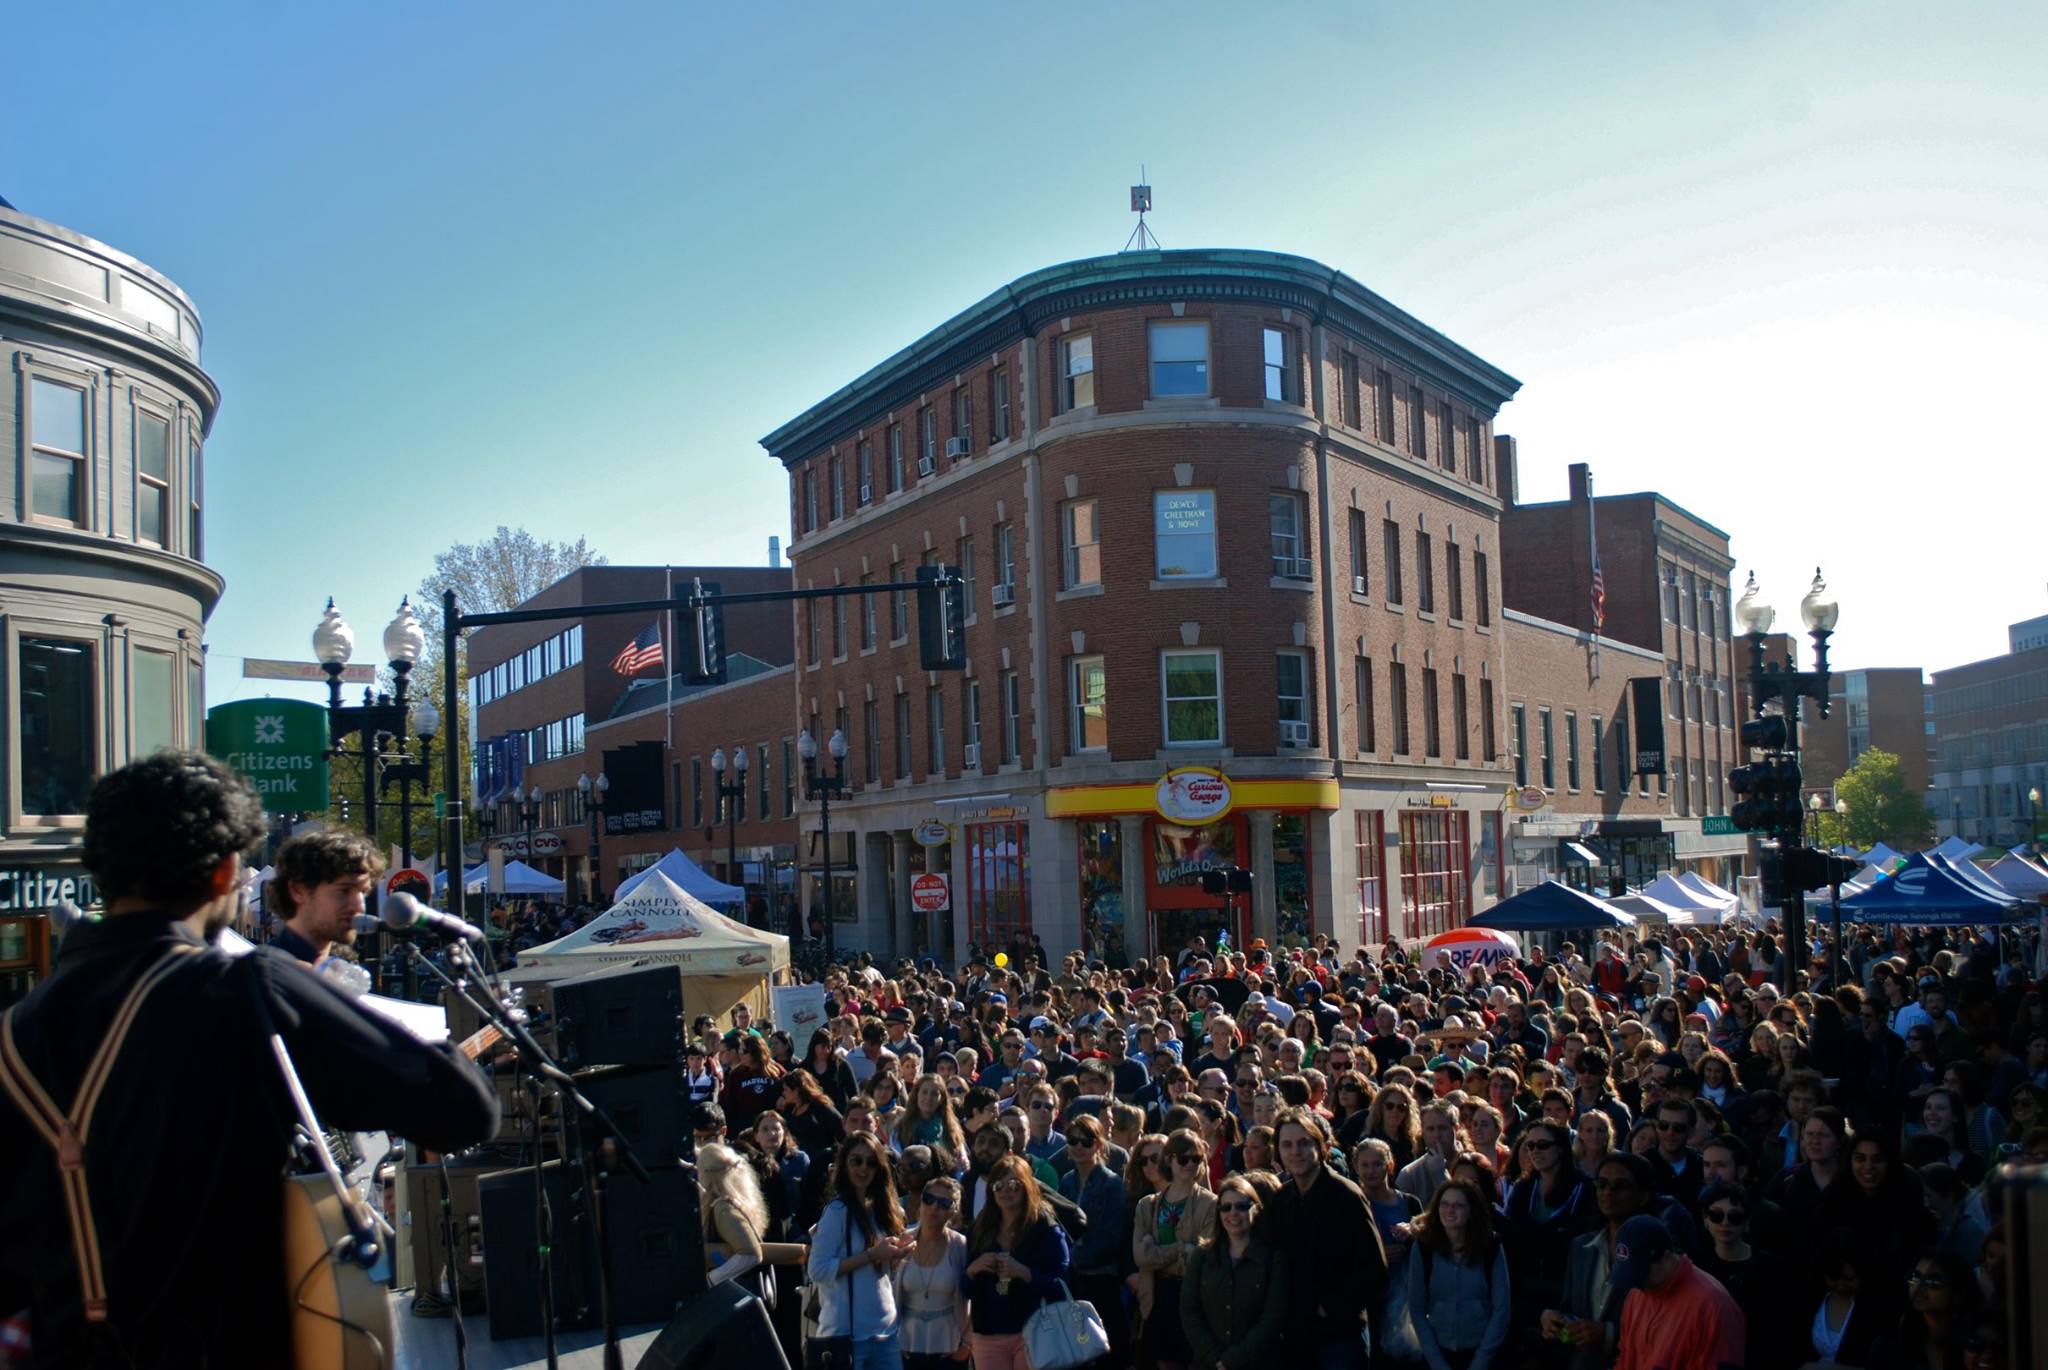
[2029,786,2042,860]
[578,770,610,904]
[517,785,543,866]
[1831,796,1849,989]
[799,728,849,967]
[710,746,751,906]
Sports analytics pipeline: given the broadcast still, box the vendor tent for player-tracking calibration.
[611,848,745,906]
[1470,880,1636,931]
[1932,836,1984,863]
[1642,873,1728,921]
[1859,843,1901,867]
[1932,851,2028,904]
[1608,892,1699,926]
[1676,872,1739,909]
[433,860,566,898]
[1840,852,2022,924]
[518,870,787,1021]
[1985,854,2048,898]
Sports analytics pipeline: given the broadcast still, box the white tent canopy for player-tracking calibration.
[1860,843,1901,867]
[1932,836,1984,862]
[1642,872,1727,920]
[1676,872,1739,909]
[1610,892,1700,926]
[611,848,745,906]
[1985,854,2048,898]
[521,870,787,975]
[433,860,566,898]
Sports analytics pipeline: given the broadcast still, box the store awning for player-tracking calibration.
[1561,841,1605,866]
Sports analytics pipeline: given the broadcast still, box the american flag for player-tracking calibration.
[610,620,665,676]
[1590,556,1606,631]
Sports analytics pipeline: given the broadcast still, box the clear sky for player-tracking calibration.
[8,1,2043,712]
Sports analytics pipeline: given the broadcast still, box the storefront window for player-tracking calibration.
[1148,817,1246,953]
[1356,811,1386,946]
[1273,814,1311,945]
[1399,810,1470,940]
[21,637,94,816]
[1078,822,1124,965]
[966,821,1030,955]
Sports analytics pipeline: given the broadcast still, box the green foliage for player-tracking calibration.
[1830,748,1935,850]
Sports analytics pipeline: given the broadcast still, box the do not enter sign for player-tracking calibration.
[910,872,950,914]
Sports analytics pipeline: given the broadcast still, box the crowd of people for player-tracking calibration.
[686,923,2040,1370]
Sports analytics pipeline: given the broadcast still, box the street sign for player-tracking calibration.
[242,657,375,684]
[910,872,950,914]
[206,699,330,813]
[386,868,431,901]
[1701,815,1737,836]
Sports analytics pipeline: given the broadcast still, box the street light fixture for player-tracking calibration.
[2029,786,2042,859]
[578,770,611,903]
[799,728,850,966]
[710,746,751,915]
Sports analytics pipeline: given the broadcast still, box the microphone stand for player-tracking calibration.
[406,935,654,1370]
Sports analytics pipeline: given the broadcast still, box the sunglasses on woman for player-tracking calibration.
[1216,1199,1255,1214]
[922,1191,955,1210]
[1703,1206,1746,1224]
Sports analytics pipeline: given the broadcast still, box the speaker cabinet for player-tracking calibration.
[578,1066,688,1168]
[635,1280,788,1370]
[478,1159,594,1339]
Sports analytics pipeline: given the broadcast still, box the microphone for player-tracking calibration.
[382,890,486,942]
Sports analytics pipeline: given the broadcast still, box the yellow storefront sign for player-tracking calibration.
[1046,775,1340,820]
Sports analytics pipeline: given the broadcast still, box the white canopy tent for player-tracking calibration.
[517,870,788,1022]
[1932,836,1984,863]
[1609,891,1701,926]
[1985,854,2048,898]
[1676,871,1740,910]
[433,860,566,899]
[1641,872,1729,922]
[1859,843,1901,867]
[610,848,744,905]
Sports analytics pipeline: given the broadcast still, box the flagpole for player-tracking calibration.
[664,564,674,753]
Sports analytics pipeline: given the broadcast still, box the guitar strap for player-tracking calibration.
[0,943,201,1324]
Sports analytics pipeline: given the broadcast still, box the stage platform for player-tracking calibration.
[388,1290,667,1369]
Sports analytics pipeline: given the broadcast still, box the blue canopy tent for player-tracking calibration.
[1469,880,1636,931]
[1839,852,2021,925]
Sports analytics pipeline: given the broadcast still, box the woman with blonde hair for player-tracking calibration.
[1133,1129,1217,1370]
[698,1142,772,1295]
[892,1073,966,1165]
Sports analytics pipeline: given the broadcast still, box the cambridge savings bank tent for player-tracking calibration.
[1840,852,2024,925]
[516,870,790,1021]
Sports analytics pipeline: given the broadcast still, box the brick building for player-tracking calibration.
[467,564,796,907]
[761,249,1522,965]
[1498,460,1750,887]
[1802,667,1935,804]
[1930,641,2048,848]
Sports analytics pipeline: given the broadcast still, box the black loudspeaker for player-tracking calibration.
[578,1066,688,1167]
[606,1163,707,1324]
[478,1159,595,1339]
[635,1281,788,1370]
[550,962,683,1069]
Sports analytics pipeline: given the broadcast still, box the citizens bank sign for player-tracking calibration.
[0,865,95,912]
[206,699,331,813]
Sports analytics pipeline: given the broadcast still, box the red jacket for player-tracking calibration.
[1615,1258,1745,1370]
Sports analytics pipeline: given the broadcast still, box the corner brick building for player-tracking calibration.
[762,249,1522,964]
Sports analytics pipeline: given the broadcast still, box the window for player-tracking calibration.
[895,694,913,780]
[1446,542,1464,620]
[1482,678,1497,762]
[1269,494,1308,578]
[1683,571,1697,629]
[1154,490,1217,579]
[831,591,846,658]
[919,407,936,471]
[887,424,903,493]
[1262,327,1291,402]
[1062,499,1101,589]
[1375,368,1395,443]
[1382,520,1405,604]
[1348,509,1368,595]
[1665,568,1682,623]
[856,440,873,504]
[186,658,202,750]
[1001,670,1021,763]
[1566,711,1581,789]
[864,700,881,785]
[806,599,819,665]
[1356,811,1387,944]
[828,455,844,521]
[136,410,170,545]
[1149,321,1210,396]
[1439,402,1455,471]
[1060,334,1094,411]
[1415,530,1434,613]
[1400,811,1471,940]
[758,744,771,820]
[957,536,976,616]
[995,524,1019,597]
[1512,703,1528,786]
[1703,590,1717,642]
[966,820,1031,948]
[1409,386,1425,456]
[990,367,1011,443]
[1277,652,1309,745]
[1354,656,1376,754]
[1162,650,1222,746]
[1389,662,1410,755]
[132,649,176,758]
[1669,663,1684,718]
[952,388,972,458]
[1467,416,1484,482]
[1453,674,1470,761]
[1340,353,1360,427]
[859,574,876,650]
[1069,655,1107,751]
[1706,677,1720,727]
[1592,714,1605,791]
[187,437,202,555]
[890,561,907,641]
[1540,708,1556,789]
[30,379,87,525]
[1421,667,1441,757]
[964,679,982,764]
[690,757,704,827]
[800,467,817,533]
[927,687,946,774]
[1474,551,1492,626]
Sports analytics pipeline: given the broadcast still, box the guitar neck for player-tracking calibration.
[456,1023,505,1061]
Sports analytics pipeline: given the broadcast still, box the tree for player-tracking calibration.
[1828,748,1935,850]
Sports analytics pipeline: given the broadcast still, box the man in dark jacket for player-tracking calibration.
[0,753,501,1368]
[1267,1107,1386,1369]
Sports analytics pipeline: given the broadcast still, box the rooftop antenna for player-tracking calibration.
[1122,168,1160,252]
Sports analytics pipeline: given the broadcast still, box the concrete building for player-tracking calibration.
[0,196,221,1000]
[2009,612,2048,655]
[467,564,796,908]
[1929,641,2048,849]
[1802,667,1935,805]
[1498,461,1749,885]
[762,249,1521,965]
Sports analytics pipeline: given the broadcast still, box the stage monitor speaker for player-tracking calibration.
[404,1156,495,1313]
[478,1159,596,1339]
[635,1280,788,1370]
[550,961,683,1069]
[605,1162,707,1324]
[578,1066,688,1167]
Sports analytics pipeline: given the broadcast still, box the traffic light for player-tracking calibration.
[916,564,966,671]
[1739,715,1790,751]
[1780,848,1861,892]
[1729,756,1803,834]
[680,578,726,686]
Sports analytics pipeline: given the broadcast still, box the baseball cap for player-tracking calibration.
[1607,1215,1676,1305]
[1245,992,1267,1010]
[1684,975,1708,993]
[1029,1015,1054,1032]
[987,992,1008,1006]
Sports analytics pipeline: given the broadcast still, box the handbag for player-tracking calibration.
[804,1210,855,1370]
[1022,1279,1110,1370]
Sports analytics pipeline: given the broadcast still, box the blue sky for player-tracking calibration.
[8,1,2044,710]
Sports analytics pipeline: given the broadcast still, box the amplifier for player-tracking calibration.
[404,1150,519,1314]
[577,1066,688,1167]
[548,961,684,1069]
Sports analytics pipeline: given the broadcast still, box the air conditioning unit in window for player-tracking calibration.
[858,483,872,503]
[963,743,981,769]
[1275,557,1312,580]
[946,437,972,459]
[992,583,1015,607]
[917,454,937,478]
[1352,575,1368,595]
[1280,721,1311,747]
